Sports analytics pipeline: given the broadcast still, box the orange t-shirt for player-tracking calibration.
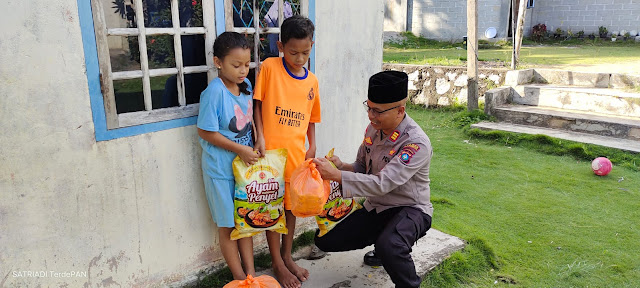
[254,57,321,182]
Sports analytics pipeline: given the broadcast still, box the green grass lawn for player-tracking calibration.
[407,106,640,287]
[384,33,640,68]
[191,106,639,287]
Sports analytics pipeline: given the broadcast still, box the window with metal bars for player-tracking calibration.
[85,0,310,136]
[224,0,306,86]
[91,0,216,129]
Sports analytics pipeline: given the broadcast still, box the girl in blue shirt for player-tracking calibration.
[197,32,259,280]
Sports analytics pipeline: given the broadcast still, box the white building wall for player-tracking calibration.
[0,0,383,286]
[411,0,511,41]
[315,0,384,162]
[384,0,408,32]
[527,0,640,36]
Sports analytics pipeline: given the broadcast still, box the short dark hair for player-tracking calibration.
[280,15,314,44]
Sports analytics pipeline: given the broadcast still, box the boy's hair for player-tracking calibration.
[213,32,250,95]
[280,15,314,44]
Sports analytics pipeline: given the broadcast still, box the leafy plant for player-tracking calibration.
[532,23,547,42]
[112,0,126,19]
[599,26,608,38]
[577,30,585,38]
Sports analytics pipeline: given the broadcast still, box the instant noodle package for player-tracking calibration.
[231,149,288,240]
[316,149,362,237]
[289,159,330,218]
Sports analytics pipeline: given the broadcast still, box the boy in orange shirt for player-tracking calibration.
[253,15,320,288]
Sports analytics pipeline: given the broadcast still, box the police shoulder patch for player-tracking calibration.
[364,137,373,146]
[389,130,400,142]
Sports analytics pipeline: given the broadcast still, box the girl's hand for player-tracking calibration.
[238,145,260,166]
[326,155,344,170]
[254,136,266,158]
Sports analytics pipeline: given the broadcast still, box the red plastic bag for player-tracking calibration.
[290,159,330,217]
[223,274,281,288]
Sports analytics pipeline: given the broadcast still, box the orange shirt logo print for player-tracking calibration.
[307,88,314,100]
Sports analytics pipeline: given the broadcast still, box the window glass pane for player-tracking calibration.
[147,35,176,69]
[248,68,256,90]
[181,35,207,67]
[103,0,136,28]
[233,0,254,28]
[284,0,301,15]
[143,0,173,28]
[179,0,203,27]
[108,35,142,72]
[184,73,207,104]
[260,33,279,60]
[114,78,145,113]
[259,0,298,28]
[151,75,179,109]
[245,33,256,63]
[258,0,276,29]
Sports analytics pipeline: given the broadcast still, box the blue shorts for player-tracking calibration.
[203,177,235,228]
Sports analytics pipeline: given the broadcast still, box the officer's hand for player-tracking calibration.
[313,158,342,183]
[326,155,343,170]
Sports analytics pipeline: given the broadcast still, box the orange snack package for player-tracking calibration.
[316,149,362,237]
[231,149,288,240]
[289,159,331,218]
[223,274,281,288]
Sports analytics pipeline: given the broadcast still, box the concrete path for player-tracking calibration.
[257,229,465,288]
[472,121,640,153]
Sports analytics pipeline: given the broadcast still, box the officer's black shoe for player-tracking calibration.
[363,250,382,266]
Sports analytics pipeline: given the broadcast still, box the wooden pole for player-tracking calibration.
[514,0,528,66]
[467,0,478,111]
[511,0,516,70]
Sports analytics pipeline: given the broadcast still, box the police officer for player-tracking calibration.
[313,70,433,288]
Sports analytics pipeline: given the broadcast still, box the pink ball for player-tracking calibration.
[591,157,612,176]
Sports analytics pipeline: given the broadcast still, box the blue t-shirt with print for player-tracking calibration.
[197,78,253,180]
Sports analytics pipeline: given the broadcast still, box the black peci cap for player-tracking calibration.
[367,71,408,104]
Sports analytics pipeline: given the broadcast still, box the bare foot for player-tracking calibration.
[273,263,301,288]
[284,258,309,282]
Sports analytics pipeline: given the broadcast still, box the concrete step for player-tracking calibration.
[257,229,465,288]
[471,121,640,153]
[511,84,640,117]
[491,105,640,141]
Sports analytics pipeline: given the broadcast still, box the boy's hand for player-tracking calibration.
[238,146,260,166]
[326,155,344,170]
[305,146,316,160]
[254,136,266,158]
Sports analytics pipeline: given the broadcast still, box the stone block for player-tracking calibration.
[610,74,640,89]
[437,96,451,106]
[533,69,609,88]
[436,78,451,95]
[454,74,468,87]
[504,69,534,86]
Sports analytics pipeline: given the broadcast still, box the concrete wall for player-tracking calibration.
[384,0,407,32]
[527,0,640,36]
[410,0,511,41]
[0,0,382,286]
[315,0,384,162]
[384,64,507,106]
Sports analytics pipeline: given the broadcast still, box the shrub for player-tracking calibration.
[532,23,547,42]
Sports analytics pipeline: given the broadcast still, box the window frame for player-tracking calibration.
[78,0,315,141]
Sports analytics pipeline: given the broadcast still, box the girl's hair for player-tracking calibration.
[213,32,251,95]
